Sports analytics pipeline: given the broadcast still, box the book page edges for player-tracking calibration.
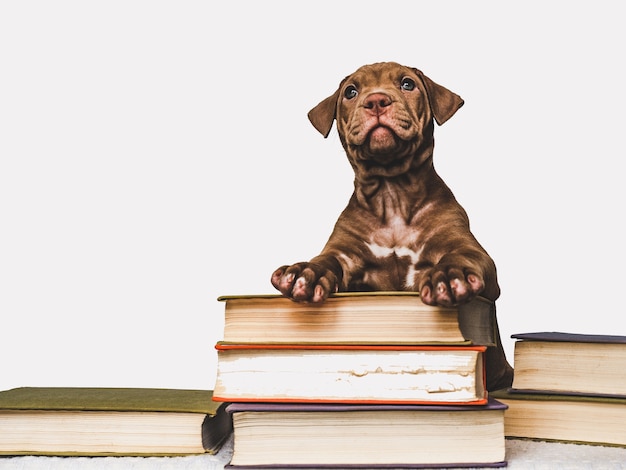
[218,293,495,346]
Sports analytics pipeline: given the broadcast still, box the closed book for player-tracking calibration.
[224,399,507,468]
[510,332,626,397]
[218,292,497,346]
[0,387,232,456]
[491,388,626,447]
[213,343,487,405]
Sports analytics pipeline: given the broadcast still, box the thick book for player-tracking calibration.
[491,388,626,447]
[213,343,487,405]
[218,292,497,346]
[510,331,626,397]
[224,399,507,468]
[0,387,233,456]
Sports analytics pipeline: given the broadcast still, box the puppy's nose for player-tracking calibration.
[363,93,392,115]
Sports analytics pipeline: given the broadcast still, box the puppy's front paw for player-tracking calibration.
[419,264,485,307]
[271,262,338,303]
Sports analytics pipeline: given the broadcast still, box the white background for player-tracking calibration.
[1,1,624,392]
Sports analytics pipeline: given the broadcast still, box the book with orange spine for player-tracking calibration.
[213,343,487,405]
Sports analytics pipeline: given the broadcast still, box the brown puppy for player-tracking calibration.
[271,62,513,390]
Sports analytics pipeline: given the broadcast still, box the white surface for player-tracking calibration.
[2,436,626,469]
[1,1,625,392]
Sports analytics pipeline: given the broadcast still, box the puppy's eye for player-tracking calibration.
[344,85,358,99]
[401,77,416,91]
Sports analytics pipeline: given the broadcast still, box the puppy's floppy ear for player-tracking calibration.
[307,88,341,138]
[413,68,464,126]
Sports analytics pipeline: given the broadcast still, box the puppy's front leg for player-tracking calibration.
[271,255,342,303]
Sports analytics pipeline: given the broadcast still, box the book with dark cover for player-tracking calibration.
[511,331,626,343]
[510,331,626,398]
[224,399,507,468]
[0,387,233,456]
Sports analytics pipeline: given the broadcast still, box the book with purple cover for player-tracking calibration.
[224,399,507,468]
[510,331,626,398]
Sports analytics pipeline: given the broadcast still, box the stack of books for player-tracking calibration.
[492,332,626,447]
[213,292,508,468]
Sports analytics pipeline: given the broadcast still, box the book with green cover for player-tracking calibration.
[218,292,497,346]
[0,387,233,456]
[491,388,626,447]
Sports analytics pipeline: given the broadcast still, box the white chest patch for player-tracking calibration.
[366,242,422,263]
[365,214,424,289]
[365,215,422,261]
[365,242,422,289]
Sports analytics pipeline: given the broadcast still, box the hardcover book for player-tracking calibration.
[0,387,232,456]
[224,399,507,468]
[491,388,626,447]
[213,343,487,405]
[510,331,626,397]
[218,292,497,346]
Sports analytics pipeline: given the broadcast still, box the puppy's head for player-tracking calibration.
[308,62,463,177]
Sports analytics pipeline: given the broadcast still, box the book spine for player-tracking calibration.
[215,343,487,352]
